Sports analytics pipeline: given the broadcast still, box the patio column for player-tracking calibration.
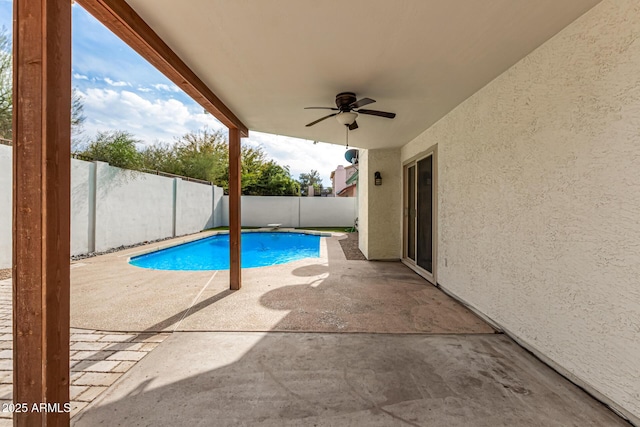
[13,0,71,425]
[229,128,242,290]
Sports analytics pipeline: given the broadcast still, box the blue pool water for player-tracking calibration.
[129,232,320,271]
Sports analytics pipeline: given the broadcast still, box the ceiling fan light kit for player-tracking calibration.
[336,111,358,126]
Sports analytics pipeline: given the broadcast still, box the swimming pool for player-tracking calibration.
[129,232,321,271]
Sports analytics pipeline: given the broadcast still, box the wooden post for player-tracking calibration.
[13,0,71,425]
[228,128,242,290]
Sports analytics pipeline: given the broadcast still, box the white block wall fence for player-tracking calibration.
[221,195,356,228]
[0,145,11,269]
[0,144,357,269]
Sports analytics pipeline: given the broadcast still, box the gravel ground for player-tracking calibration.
[338,232,367,260]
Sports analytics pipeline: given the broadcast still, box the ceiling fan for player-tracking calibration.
[304,92,396,130]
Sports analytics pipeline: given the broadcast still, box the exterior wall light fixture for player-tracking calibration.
[374,171,382,186]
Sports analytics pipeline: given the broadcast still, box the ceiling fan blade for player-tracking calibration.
[305,113,338,127]
[350,97,375,109]
[356,108,396,119]
[349,120,358,131]
[304,107,339,110]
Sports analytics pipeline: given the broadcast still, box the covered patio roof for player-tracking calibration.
[116,0,599,148]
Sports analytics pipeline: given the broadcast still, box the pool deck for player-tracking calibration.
[2,231,628,425]
[70,231,492,334]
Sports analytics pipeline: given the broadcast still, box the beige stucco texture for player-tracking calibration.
[358,148,402,260]
[399,0,640,422]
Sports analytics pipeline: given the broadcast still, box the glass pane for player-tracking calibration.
[407,166,416,261]
[417,156,432,273]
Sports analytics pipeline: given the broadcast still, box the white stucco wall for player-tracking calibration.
[3,153,96,261]
[222,196,300,227]
[70,159,94,256]
[359,148,402,260]
[358,151,369,258]
[94,162,174,252]
[1,152,223,263]
[221,195,356,228]
[299,197,356,227]
[213,186,224,228]
[0,145,11,268]
[1,148,348,266]
[175,179,215,236]
[401,0,640,422]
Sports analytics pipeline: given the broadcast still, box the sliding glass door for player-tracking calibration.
[403,149,436,284]
[406,165,416,261]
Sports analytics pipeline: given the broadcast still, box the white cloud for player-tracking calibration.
[152,83,180,92]
[137,87,153,93]
[104,77,131,87]
[77,88,349,186]
[73,73,89,80]
[79,88,223,143]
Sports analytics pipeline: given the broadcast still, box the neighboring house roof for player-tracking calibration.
[337,184,356,197]
[345,170,358,185]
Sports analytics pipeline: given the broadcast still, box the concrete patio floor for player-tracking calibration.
[73,333,626,427]
[71,232,492,334]
[66,232,627,425]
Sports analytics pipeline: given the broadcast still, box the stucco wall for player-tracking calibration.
[222,196,300,227]
[401,0,640,422]
[94,162,174,252]
[213,186,224,228]
[2,153,97,261]
[1,148,350,267]
[0,145,11,268]
[70,159,94,256]
[300,197,356,227]
[358,151,369,258]
[175,179,215,236]
[221,195,356,228]
[359,148,402,260]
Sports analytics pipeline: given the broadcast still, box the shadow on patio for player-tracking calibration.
[72,332,625,427]
[69,233,626,426]
[70,233,491,334]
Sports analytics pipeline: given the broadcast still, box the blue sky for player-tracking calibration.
[0,2,346,186]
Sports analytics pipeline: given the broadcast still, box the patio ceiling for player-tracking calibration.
[123,0,600,149]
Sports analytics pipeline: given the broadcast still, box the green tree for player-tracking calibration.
[0,27,11,140]
[80,130,143,170]
[0,27,85,141]
[166,129,299,195]
[140,142,180,174]
[71,89,86,133]
[84,127,299,195]
[248,161,298,196]
[171,128,229,184]
[298,169,323,196]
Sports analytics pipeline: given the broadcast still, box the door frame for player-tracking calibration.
[402,144,438,285]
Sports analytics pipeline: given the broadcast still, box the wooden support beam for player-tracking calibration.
[13,0,71,425]
[76,0,249,137]
[229,128,242,290]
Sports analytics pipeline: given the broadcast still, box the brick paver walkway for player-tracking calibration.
[0,279,168,422]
